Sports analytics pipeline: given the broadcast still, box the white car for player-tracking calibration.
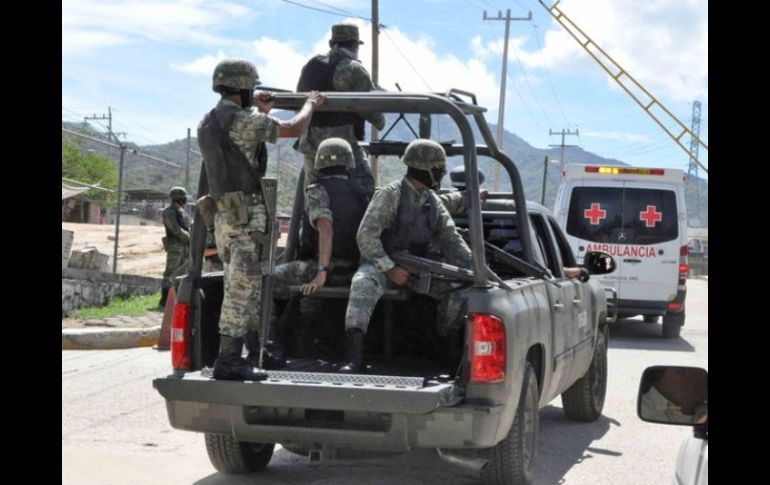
[637,366,708,485]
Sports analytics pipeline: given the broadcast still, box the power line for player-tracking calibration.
[279,0,372,22]
[507,37,555,128]
[381,28,432,91]
[531,22,572,126]
[306,0,354,16]
[483,21,548,131]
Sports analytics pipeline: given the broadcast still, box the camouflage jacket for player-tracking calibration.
[221,98,280,166]
[357,178,472,273]
[298,47,385,153]
[162,205,190,246]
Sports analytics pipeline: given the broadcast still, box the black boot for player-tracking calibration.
[246,330,286,370]
[156,286,170,310]
[339,329,365,374]
[212,335,268,381]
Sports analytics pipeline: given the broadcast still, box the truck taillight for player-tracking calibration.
[171,301,190,370]
[468,313,505,383]
[678,245,688,287]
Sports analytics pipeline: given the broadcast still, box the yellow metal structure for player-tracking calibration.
[538,1,708,173]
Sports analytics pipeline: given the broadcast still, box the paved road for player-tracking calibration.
[62,279,707,485]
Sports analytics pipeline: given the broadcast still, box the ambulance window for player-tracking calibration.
[566,187,623,243]
[567,187,678,245]
[621,188,678,244]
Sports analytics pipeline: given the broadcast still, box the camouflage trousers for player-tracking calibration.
[214,202,267,338]
[303,143,374,197]
[345,263,468,336]
[162,243,189,289]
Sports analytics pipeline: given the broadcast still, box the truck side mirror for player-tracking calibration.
[637,366,708,427]
[583,251,616,275]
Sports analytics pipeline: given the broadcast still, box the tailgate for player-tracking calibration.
[153,370,460,414]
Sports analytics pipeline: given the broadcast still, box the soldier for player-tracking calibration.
[272,138,368,356]
[340,139,472,373]
[158,186,190,309]
[296,22,386,197]
[197,59,325,381]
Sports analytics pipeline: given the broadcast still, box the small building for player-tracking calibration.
[62,184,102,223]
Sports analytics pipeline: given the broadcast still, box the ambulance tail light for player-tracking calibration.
[678,245,688,287]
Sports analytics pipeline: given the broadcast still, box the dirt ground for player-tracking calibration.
[63,222,289,277]
[63,222,167,277]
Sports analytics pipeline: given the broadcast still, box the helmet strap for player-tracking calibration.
[239,89,253,109]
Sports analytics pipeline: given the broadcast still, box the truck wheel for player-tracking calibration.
[480,362,539,485]
[643,315,659,324]
[662,311,685,338]
[204,433,274,473]
[561,327,607,422]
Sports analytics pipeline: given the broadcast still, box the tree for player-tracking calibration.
[62,139,118,206]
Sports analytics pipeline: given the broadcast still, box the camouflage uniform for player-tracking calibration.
[297,24,385,197]
[161,204,190,289]
[439,190,472,217]
[209,97,279,338]
[345,177,473,336]
[274,139,367,352]
[273,180,359,291]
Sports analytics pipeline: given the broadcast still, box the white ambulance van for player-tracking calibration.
[554,164,688,338]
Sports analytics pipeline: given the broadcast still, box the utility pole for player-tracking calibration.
[541,156,549,205]
[370,0,380,185]
[84,107,125,145]
[185,128,191,193]
[112,144,126,274]
[549,128,579,173]
[484,9,531,191]
[686,101,702,224]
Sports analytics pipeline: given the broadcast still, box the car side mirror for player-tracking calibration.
[637,366,708,426]
[583,251,616,275]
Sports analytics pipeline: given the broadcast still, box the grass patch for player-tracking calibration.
[69,293,161,320]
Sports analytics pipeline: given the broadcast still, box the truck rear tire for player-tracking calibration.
[480,362,539,485]
[204,433,274,473]
[561,327,607,422]
[662,311,684,338]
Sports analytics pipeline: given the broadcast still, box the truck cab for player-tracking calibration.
[154,90,615,485]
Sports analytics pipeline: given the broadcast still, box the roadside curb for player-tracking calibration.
[62,326,161,350]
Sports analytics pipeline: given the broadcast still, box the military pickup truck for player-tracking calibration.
[153,90,616,485]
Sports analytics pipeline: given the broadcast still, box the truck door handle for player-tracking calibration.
[554,302,564,311]
[623,258,642,263]
[572,298,582,306]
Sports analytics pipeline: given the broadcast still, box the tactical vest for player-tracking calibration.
[297,54,365,140]
[381,179,441,257]
[299,176,368,262]
[197,102,267,199]
[164,206,191,241]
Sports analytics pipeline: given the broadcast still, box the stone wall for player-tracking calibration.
[62,268,161,317]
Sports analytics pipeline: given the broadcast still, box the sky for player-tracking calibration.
[62,0,708,177]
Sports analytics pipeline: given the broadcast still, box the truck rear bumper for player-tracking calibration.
[153,371,503,450]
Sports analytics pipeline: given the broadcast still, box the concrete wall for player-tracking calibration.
[62,268,161,317]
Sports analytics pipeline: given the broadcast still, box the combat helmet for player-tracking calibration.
[212,59,260,92]
[315,138,355,171]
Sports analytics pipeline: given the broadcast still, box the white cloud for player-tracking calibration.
[171,52,228,76]
[62,0,253,57]
[474,0,707,103]
[175,19,503,109]
[583,131,651,143]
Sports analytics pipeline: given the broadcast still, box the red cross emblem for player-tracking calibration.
[584,203,607,225]
[640,205,662,228]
